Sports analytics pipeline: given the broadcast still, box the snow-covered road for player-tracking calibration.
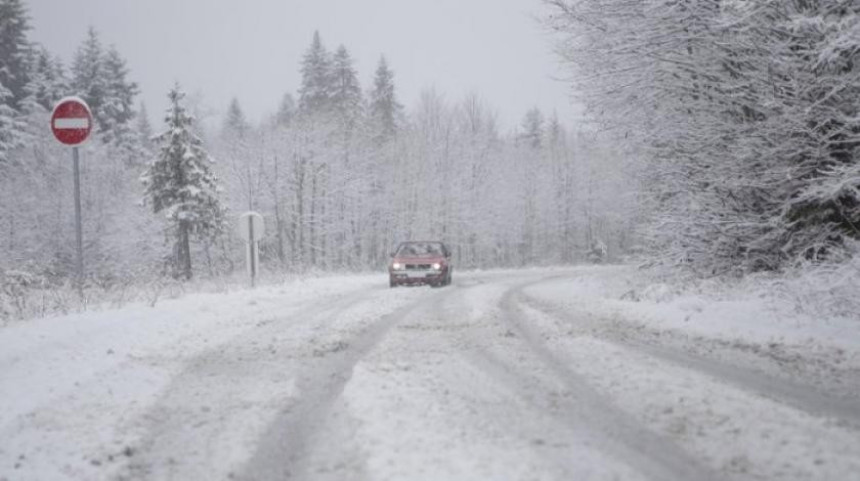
[1,267,858,480]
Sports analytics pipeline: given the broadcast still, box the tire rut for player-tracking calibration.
[517,292,860,430]
[117,285,414,481]
[410,277,722,481]
[233,289,446,481]
[488,285,725,481]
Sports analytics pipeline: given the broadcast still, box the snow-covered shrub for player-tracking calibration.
[0,270,40,321]
[763,248,860,320]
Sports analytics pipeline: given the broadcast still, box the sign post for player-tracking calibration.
[237,212,265,287]
[51,97,93,297]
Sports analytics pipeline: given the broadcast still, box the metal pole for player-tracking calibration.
[248,216,256,288]
[72,147,84,298]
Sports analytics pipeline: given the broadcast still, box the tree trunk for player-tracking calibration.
[178,219,192,280]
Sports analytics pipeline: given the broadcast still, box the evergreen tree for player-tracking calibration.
[330,45,362,129]
[71,27,107,129]
[135,102,154,152]
[0,0,31,111]
[71,29,140,158]
[24,46,67,112]
[223,97,250,138]
[142,84,224,280]
[275,92,295,127]
[101,46,139,143]
[369,56,402,144]
[298,31,333,116]
[520,108,544,150]
[0,80,23,163]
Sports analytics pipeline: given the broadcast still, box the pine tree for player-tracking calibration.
[24,46,67,112]
[275,92,295,127]
[101,46,139,144]
[0,80,23,163]
[330,45,362,130]
[133,102,155,159]
[0,0,31,111]
[223,97,250,138]
[369,56,402,144]
[71,27,107,128]
[135,102,154,152]
[71,30,140,160]
[142,84,225,280]
[298,31,332,116]
[520,108,544,150]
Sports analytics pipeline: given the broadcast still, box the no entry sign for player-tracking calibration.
[51,97,92,146]
[50,96,94,297]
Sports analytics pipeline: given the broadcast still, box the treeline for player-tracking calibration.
[0,0,635,290]
[210,32,635,272]
[546,0,860,275]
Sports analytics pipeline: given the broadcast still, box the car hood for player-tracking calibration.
[392,256,447,264]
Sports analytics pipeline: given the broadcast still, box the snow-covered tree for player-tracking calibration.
[519,108,544,150]
[223,97,250,138]
[142,84,225,280]
[101,46,139,146]
[330,45,362,130]
[544,0,860,274]
[368,56,402,145]
[71,29,140,153]
[135,102,154,152]
[275,92,295,127]
[0,0,31,111]
[71,28,107,126]
[298,31,333,116]
[23,45,67,113]
[0,80,23,163]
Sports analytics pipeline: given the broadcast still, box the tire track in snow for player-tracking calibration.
[366,272,718,481]
[517,292,860,430]
[118,284,417,481]
[233,288,446,481]
[473,284,724,481]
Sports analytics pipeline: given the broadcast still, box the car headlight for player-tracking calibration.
[432,263,442,270]
[392,262,404,270]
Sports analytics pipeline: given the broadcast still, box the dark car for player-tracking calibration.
[388,241,453,288]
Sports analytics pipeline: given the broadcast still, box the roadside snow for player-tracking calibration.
[0,274,380,481]
[518,303,860,480]
[522,265,860,372]
[2,266,857,481]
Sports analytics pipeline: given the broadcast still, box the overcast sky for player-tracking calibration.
[27,0,579,132]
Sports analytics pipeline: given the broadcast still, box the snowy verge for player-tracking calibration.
[521,301,860,480]
[522,265,860,376]
[0,273,382,481]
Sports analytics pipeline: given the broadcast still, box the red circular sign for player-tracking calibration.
[51,97,93,146]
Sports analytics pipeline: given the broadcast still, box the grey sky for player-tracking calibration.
[27,0,578,131]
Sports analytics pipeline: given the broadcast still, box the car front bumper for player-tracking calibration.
[390,270,446,285]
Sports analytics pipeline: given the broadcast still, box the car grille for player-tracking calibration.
[405,264,432,270]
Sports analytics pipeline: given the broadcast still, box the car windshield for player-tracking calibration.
[396,243,443,258]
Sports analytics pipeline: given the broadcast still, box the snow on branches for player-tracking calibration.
[545,0,860,274]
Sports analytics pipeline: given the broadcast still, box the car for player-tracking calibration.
[388,241,453,288]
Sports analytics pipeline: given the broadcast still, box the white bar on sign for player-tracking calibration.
[54,118,89,129]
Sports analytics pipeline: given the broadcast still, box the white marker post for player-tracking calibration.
[238,212,265,287]
[51,97,93,297]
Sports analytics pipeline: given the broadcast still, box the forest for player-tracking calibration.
[546,0,860,275]
[1,0,859,320]
[0,0,634,317]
